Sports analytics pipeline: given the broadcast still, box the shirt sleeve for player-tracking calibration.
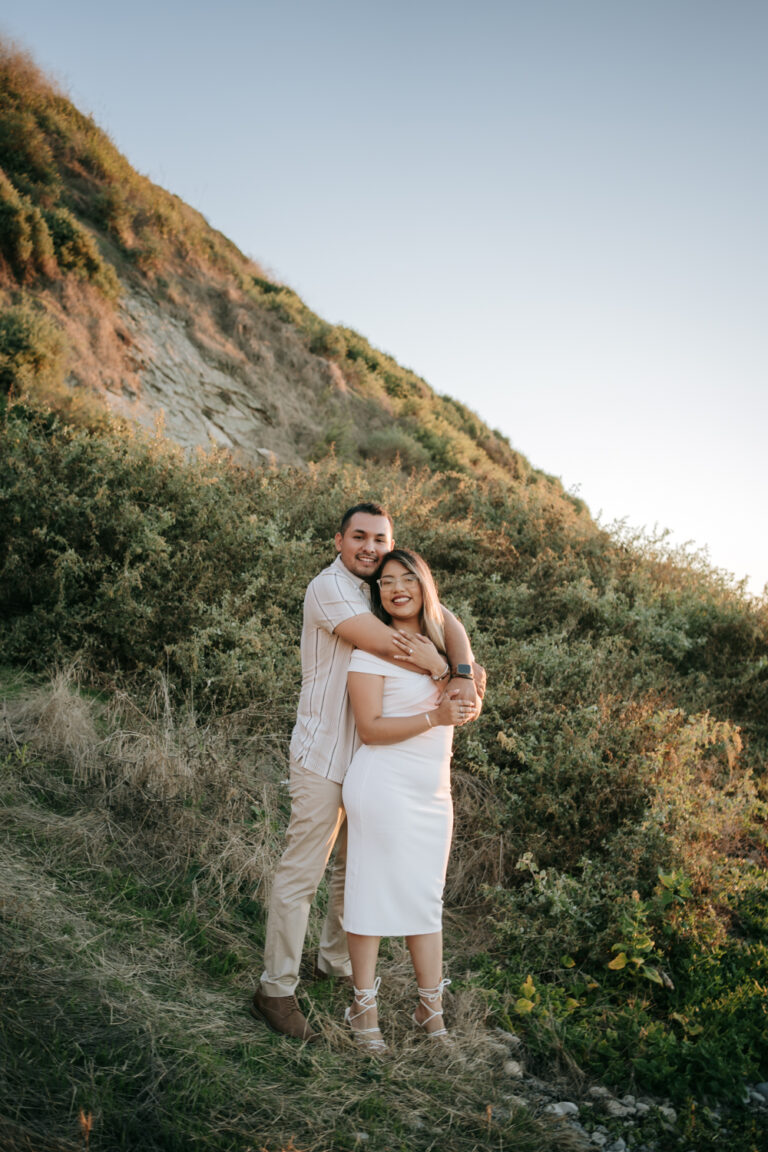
[306,570,371,634]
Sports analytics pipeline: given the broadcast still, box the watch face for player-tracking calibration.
[455,664,472,676]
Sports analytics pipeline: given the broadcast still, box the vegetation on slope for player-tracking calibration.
[0,41,531,482]
[1,405,766,1150]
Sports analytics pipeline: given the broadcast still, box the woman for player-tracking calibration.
[341,549,475,1052]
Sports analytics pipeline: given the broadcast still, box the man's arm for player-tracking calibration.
[334,612,447,676]
[335,606,486,705]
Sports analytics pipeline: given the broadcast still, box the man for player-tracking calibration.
[251,502,483,1040]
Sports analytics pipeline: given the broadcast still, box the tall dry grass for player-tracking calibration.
[0,670,588,1152]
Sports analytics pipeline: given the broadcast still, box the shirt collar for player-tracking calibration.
[332,552,370,591]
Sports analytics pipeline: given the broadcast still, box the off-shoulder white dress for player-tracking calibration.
[342,651,454,936]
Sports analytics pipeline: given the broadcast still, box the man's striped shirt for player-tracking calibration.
[289,554,371,783]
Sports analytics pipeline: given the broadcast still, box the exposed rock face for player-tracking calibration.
[105,291,282,462]
[92,286,352,467]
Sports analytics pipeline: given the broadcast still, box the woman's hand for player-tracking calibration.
[430,689,476,727]
[392,631,448,679]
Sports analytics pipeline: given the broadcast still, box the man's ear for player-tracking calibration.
[334,532,343,552]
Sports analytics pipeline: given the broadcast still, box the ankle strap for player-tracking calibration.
[352,975,381,1011]
[417,977,451,1003]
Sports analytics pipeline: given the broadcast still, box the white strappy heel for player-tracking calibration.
[413,977,452,1041]
[344,976,388,1054]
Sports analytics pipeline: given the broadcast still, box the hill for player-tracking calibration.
[1,40,767,1152]
[0,41,547,487]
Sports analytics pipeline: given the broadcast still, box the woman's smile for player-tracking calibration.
[377,559,423,622]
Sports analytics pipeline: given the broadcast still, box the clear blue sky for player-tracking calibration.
[3,0,766,594]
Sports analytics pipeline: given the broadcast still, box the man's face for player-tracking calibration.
[334,513,393,578]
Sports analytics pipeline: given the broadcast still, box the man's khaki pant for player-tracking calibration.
[260,758,352,996]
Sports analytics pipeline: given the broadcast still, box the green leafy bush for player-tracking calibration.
[42,204,119,294]
[0,104,60,200]
[0,302,66,396]
[360,426,432,470]
[0,170,56,280]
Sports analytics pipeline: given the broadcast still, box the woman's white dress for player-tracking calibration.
[342,651,454,936]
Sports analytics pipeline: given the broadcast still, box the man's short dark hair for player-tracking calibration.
[339,502,394,536]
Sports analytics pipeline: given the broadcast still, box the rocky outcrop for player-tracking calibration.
[72,281,353,468]
[105,291,282,462]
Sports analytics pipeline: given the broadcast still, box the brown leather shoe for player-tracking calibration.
[250,988,317,1041]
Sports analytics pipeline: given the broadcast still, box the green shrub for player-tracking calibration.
[489,870,768,1102]
[87,185,134,244]
[42,205,119,295]
[0,170,56,280]
[0,106,60,200]
[307,320,347,358]
[360,426,432,470]
[0,303,66,396]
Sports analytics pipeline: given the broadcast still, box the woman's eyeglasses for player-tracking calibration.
[377,574,421,590]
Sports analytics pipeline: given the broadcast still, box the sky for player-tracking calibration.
[2,0,766,595]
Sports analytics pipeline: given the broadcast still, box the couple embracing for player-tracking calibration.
[251,502,485,1053]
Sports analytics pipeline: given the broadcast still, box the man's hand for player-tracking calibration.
[473,661,487,700]
[442,662,486,720]
[441,676,479,720]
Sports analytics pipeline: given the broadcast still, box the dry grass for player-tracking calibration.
[448,770,508,907]
[1,665,102,776]
[0,673,587,1152]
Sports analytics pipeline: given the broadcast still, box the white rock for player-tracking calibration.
[634,1102,650,1115]
[590,1134,608,1148]
[494,1028,523,1047]
[588,1086,612,1099]
[754,1082,768,1101]
[658,1105,677,1123]
[620,1094,636,1107]
[545,1101,579,1117]
[605,1140,627,1152]
[503,1059,524,1078]
[503,1094,529,1109]
[605,1100,633,1118]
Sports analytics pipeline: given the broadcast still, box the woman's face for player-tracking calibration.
[377,559,423,625]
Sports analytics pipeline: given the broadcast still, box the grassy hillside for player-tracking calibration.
[0,41,538,483]
[1,407,767,1151]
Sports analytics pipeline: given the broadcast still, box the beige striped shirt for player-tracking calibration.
[289,555,372,783]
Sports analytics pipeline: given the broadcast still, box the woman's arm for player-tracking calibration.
[348,672,465,745]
